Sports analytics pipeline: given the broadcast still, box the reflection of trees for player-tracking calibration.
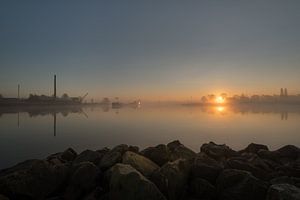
[0,106,83,118]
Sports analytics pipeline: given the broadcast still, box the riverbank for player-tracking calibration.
[0,141,299,200]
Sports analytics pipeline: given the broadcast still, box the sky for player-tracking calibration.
[1,1,300,101]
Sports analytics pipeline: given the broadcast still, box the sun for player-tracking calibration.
[215,96,225,104]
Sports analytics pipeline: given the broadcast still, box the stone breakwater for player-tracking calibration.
[0,141,300,200]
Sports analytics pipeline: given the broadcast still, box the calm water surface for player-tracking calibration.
[0,104,300,169]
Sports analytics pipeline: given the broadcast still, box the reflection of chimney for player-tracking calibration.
[54,75,57,99]
[284,88,288,96]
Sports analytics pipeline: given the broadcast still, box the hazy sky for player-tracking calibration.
[1,1,300,101]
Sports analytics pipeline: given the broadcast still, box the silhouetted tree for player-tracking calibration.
[201,96,208,103]
[101,97,110,104]
[0,94,2,98]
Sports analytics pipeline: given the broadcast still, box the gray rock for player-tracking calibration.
[271,176,300,188]
[191,152,223,184]
[64,162,101,200]
[73,150,102,165]
[151,159,192,200]
[0,194,9,200]
[109,163,166,200]
[277,145,300,161]
[47,148,77,164]
[99,144,128,170]
[225,153,273,180]
[216,169,268,200]
[266,184,300,200]
[189,178,217,199]
[141,144,171,166]
[240,143,269,154]
[82,186,105,200]
[0,159,68,199]
[201,142,238,161]
[122,151,159,177]
[128,145,139,153]
[167,140,197,161]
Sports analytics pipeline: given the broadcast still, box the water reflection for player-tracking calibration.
[1,104,300,169]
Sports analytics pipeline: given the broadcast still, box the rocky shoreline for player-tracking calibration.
[0,141,300,200]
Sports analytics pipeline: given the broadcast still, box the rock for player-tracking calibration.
[83,186,105,200]
[109,163,166,200]
[128,145,139,153]
[73,150,102,165]
[96,147,110,155]
[191,152,223,184]
[61,148,77,161]
[0,194,9,200]
[64,162,101,200]
[266,184,300,200]
[201,142,238,161]
[151,159,192,200]
[240,143,269,154]
[189,178,217,199]
[271,176,300,188]
[0,159,68,199]
[167,140,197,161]
[225,153,274,180]
[258,149,281,162]
[258,145,300,164]
[122,151,159,177]
[277,145,300,161]
[99,144,128,170]
[141,144,171,166]
[47,148,77,163]
[216,169,268,200]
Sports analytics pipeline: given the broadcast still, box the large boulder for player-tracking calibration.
[122,151,159,177]
[0,159,68,200]
[216,169,268,200]
[167,140,197,162]
[47,148,77,164]
[98,144,128,170]
[201,142,238,161]
[0,195,9,200]
[225,153,274,180]
[271,176,300,188]
[258,145,300,164]
[189,178,217,200]
[240,143,269,154]
[191,152,223,184]
[277,145,300,161]
[73,150,102,165]
[141,144,171,166]
[266,184,300,200]
[108,163,166,200]
[64,162,101,200]
[151,159,192,200]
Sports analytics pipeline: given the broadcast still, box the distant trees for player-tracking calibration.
[101,97,110,104]
[0,94,2,98]
[201,96,207,103]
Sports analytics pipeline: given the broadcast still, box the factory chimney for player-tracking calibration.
[18,84,20,100]
[54,75,57,99]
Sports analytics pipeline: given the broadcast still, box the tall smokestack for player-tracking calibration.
[54,75,57,99]
[18,84,20,99]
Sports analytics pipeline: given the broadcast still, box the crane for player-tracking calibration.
[80,93,88,103]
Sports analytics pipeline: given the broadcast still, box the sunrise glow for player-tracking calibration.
[215,96,225,104]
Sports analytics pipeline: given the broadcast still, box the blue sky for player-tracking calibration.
[1,1,300,100]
